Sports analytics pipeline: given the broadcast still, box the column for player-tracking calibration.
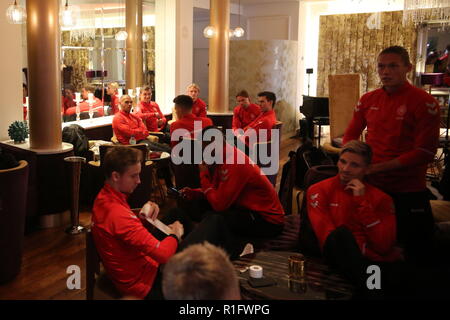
[27,0,62,150]
[208,0,230,113]
[126,0,144,90]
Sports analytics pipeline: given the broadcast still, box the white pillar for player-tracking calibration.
[155,0,193,114]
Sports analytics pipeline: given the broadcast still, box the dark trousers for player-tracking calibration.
[162,203,283,259]
[388,191,435,264]
[323,226,450,300]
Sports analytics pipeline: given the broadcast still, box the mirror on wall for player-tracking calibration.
[417,22,450,81]
[60,0,156,123]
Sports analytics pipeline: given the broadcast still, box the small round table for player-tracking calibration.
[234,251,354,300]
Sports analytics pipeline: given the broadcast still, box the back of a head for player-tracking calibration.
[258,91,277,106]
[162,242,240,300]
[84,85,96,93]
[379,46,411,66]
[103,146,142,179]
[173,94,194,111]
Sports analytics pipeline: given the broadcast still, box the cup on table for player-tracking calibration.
[288,254,306,280]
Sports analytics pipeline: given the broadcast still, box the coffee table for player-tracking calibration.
[233,251,354,300]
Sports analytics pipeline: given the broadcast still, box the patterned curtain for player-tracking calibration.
[317,11,418,97]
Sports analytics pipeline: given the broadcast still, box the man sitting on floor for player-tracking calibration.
[178,126,285,256]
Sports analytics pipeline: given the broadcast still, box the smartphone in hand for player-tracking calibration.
[168,187,182,197]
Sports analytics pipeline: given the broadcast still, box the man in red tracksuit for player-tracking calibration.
[343,46,440,263]
[170,95,213,148]
[186,83,207,118]
[133,86,167,133]
[112,95,150,145]
[65,85,104,117]
[307,140,450,299]
[107,82,120,115]
[236,91,278,149]
[307,140,401,263]
[92,147,183,299]
[232,90,261,130]
[180,128,285,251]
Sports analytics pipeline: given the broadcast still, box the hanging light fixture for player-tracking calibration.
[6,0,27,25]
[115,0,128,41]
[403,0,450,27]
[60,0,77,28]
[233,0,245,38]
[203,25,216,38]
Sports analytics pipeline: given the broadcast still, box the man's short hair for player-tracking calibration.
[103,146,142,179]
[236,90,249,98]
[173,94,193,110]
[187,83,200,91]
[108,82,119,91]
[83,85,96,93]
[141,86,152,93]
[162,242,239,300]
[257,91,277,106]
[379,46,411,66]
[119,94,132,104]
[340,140,372,166]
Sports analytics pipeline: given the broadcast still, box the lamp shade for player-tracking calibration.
[421,73,444,86]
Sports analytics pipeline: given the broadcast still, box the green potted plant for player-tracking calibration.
[8,121,29,144]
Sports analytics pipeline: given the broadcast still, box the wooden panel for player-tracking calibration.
[328,74,361,140]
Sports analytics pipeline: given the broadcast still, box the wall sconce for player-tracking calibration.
[203,25,216,38]
[6,0,27,25]
[115,30,128,41]
[142,33,150,42]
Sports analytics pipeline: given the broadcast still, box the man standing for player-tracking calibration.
[232,90,261,130]
[343,46,440,262]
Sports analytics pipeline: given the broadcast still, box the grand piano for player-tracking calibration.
[299,95,329,142]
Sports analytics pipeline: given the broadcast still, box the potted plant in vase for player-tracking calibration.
[8,121,29,144]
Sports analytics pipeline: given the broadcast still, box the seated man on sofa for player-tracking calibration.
[112,95,170,153]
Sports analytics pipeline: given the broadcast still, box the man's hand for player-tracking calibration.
[180,187,204,201]
[344,179,365,196]
[155,112,161,119]
[157,119,163,126]
[139,201,160,220]
[168,221,184,241]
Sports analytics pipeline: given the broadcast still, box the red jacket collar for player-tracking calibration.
[381,81,411,96]
[103,182,129,203]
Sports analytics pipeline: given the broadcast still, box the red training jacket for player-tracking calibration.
[238,109,277,147]
[112,110,149,144]
[199,144,285,225]
[343,82,440,193]
[307,175,400,262]
[92,183,178,299]
[110,94,119,115]
[169,113,213,147]
[232,103,261,130]
[192,98,207,118]
[65,97,104,116]
[133,101,167,132]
